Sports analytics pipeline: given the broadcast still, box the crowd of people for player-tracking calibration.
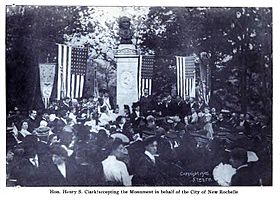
[6,88,272,186]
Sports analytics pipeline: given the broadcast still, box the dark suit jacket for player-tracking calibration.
[132,153,164,186]
[140,95,154,116]
[231,164,260,186]
[12,156,46,186]
[177,101,189,120]
[42,160,77,186]
[26,117,38,132]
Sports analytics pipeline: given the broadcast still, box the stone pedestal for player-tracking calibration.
[115,44,139,113]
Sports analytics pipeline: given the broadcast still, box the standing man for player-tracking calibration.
[132,136,164,186]
[139,88,154,117]
[26,110,38,133]
[176,95,188,123]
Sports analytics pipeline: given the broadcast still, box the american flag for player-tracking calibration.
[138,55,155,98]
[176,56,196,99]
[57,44,88,100]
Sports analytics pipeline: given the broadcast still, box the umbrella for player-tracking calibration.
[110,133,130,143]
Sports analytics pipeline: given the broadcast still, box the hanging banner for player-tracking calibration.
[39,63,56,108]
[199,52,211,105]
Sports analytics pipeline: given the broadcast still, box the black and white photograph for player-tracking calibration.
[5,4,273,189]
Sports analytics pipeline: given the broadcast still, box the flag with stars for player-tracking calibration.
[176,56,196,100]
[57,44,88,100]
[138,55,155,98]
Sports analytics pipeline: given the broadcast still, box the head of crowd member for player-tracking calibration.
[185,95,190,102]
[189,97,195,103]
[191,108,197,114]
[103,91,109,98]
[146,115,156,129]
[59,125,75,146]
[114,106,119,114]
[6,147,14,163]
[110,138,128,160]
[245,113,252,121]
[42,111,50,121]
[143,136,158,156]
[143,88,149,97]
[58,110,68,119]
[231,112,237,118]
[98,97,104,106]
[239,114,245,121]
[64,97,71,104]
[14,107,20,115]
[21,120,29,131]
[82,98,88,105]
[88,96,94,103]
[90,112,99,121]
[166,95,172,103]
[50,144,68,165]
[29,110,37,120]
[204,107,210,114]
[116,116,126,126]
[132,102,140,112]
[124,105,130,114]
[229,147,248,169]
[48,134,59,146]
[100,106,108,114]
[39,120,48,128]
[218,113,224,121]
[71,99,79,106]
[197,111,205,118]
[211,107,216,114]
[35,126,51,143]
[176,95,182,103]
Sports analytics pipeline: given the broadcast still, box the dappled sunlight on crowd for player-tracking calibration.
[6,92,272,186]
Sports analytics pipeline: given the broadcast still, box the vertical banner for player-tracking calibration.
[199,52,211,105]
[39,63,56,108]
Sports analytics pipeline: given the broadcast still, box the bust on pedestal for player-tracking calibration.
[115,16,140,114]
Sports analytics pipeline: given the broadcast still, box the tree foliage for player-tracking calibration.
[141,7,272,117]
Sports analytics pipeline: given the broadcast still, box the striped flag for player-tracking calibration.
[176,56,196,99]
[138,55,155,98]
[57,44,88,100]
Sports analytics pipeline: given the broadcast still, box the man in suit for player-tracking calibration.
[229,148,260,186]
[132,136,165,186]
[176,95,188,123]
[139,88,154,117]
[26,110,38,133]
[12,135,47,186]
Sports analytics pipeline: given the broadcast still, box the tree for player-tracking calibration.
[141,7,272,118]
[6,6,85,110]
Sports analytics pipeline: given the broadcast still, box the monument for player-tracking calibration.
[115,16,139,112]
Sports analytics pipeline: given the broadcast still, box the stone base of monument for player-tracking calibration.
[115,44,140,114]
